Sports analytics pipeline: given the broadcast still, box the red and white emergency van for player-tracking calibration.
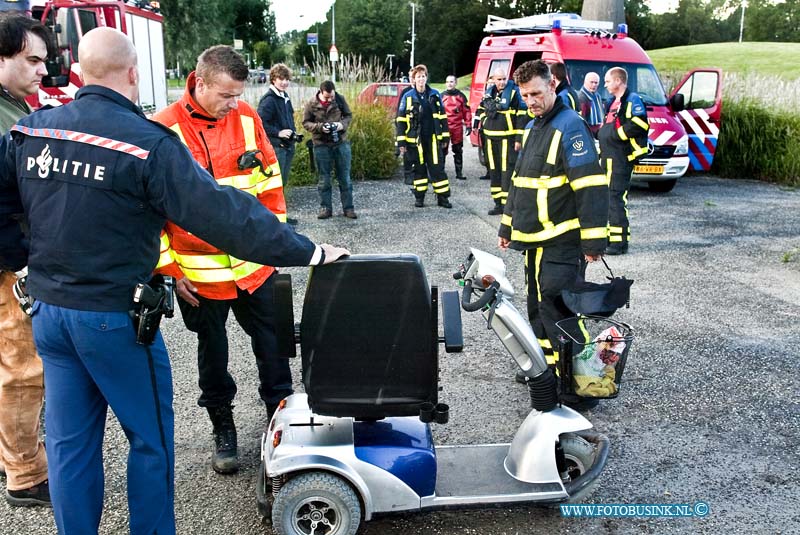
[470,13,723,192]
[1,0,167,113]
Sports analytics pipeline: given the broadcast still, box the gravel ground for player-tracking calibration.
[2,143,799,534]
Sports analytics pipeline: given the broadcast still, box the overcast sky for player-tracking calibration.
[272,0,335,34]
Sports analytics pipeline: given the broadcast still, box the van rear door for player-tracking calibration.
[670,68,723,171]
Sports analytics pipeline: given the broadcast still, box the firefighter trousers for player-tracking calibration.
[603,158,633,246]
[0,272,47,491]
[177,276,292,409]
[524,245,584,366]
[410,134,450,200]
[485,136,517,206]
[32,301,175,534]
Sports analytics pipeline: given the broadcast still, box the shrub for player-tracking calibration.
[712,99,800,186]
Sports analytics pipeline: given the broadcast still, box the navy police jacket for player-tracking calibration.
[0,86,317,312]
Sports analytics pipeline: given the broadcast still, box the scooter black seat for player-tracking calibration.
[299,254,439,419]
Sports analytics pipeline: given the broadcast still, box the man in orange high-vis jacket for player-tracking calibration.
[153,45,287,475]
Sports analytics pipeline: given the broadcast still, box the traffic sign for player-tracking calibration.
[329,44,339,62]
[307,33,318,45]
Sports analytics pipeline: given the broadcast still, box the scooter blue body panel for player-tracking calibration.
[353,418,436,497]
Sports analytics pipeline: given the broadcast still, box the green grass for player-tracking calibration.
[648,42,800,81]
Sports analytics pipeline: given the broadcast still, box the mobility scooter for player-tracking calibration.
[257,249,615,535]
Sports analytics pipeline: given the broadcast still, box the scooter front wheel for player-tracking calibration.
[559,433,597,481]
[272,471,361,535]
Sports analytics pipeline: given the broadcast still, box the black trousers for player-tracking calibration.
[444,141,464,177]
[410,135,450,200]
[524,245,583,365]
[177,276,292,408]
[486,137,517,206]
[603,157,633,245]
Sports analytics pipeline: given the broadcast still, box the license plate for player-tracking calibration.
[634,164,665,175]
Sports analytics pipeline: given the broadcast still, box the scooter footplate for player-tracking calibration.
[430,444,565,506]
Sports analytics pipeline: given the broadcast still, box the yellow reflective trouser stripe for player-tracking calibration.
[501,214,512,226]
[539,337,552,350]
[241,116,257,151]
[609,225,624,242]
[501,139,508,172]
[514,175,568,189]
[511,218,581,243]
[581,226,609,240]
[432,179,449,193]
[570,174,608,190]
[534,247,543,302]
[487,140,495,170]
[430,135,439,165]
[417,143,424,165]
[169,123,187,144]
[546,130,562,165]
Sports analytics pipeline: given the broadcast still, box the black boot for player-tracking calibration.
[487,202,503,215]
[207,404,238,474]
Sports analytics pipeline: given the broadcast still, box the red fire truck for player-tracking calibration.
[1,0,167,113]
[471,13,723,192]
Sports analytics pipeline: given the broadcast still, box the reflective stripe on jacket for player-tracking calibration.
[598,88,649,162]
[152,71,287,300]
[498,99,609,255]
[395,86,450,147]
[475,80,527,142]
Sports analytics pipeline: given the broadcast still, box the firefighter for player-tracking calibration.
[396,64,452,209]
[440,75,471,180]
[152,45,292,475]
[550,62,579,111]
[497,60,608,382]
[475,67,527,215]
[598,66,649,255]
[0,27,349,534]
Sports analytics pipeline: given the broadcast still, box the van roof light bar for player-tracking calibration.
[484,13,614,34]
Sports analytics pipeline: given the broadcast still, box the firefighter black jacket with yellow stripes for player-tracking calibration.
[498,98,609,255]
[598,88,649,163]
[475,80,527,143]
[396,86,449,148]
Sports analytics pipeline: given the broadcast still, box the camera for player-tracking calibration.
[132,275,175,345]
[323,122,339,143]
[280,132,304,148]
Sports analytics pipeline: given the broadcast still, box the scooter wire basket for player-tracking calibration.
[556,315,634,400]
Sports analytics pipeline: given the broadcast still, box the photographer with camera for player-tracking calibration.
[302,80,356,220]
[153,46,300,476]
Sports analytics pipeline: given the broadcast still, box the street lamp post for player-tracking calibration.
[331,2,336,83]
[409,2,417,67]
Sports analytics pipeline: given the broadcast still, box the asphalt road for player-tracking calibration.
[2,143,799,534]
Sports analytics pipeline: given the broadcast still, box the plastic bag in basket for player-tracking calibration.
[572,326,626,397]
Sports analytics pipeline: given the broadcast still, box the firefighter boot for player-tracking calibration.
[207,404,238,474]
[487,201,503,216]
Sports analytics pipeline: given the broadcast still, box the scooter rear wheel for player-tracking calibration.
[272,471,361,535]
[560,434,596,481]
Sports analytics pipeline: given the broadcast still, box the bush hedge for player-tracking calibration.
[286,102,398,187]
[713,99,800,187]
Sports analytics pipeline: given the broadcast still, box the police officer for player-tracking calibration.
[599,66,649,255]
[497,60,608,392]
[0,28,349,535]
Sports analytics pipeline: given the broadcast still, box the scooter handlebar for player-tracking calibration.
[461,279,499,312]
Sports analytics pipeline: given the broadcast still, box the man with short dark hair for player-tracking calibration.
[0,13,54,507]
[599,66,648,255]
[302,80,356,219]
[550,62,579,111]
[499,59,608,383]
[153,45,292,475]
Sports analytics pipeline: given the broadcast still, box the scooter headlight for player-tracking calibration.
[674,136,689,156]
